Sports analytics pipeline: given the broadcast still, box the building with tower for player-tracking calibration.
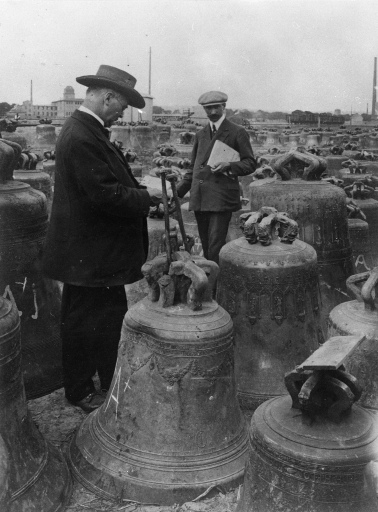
[6,85,84,121]
[52,86,84,118]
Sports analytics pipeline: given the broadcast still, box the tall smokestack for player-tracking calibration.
[372,57,377,116]
[30,80,33,104]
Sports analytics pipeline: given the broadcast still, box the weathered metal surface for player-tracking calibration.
[68,252,248,505]
[0,295,72,511]
[13,168,53,213]
[237,336,378,512]
[217,208,322,410]
[344,182,378,267]
[249,152,354,334]
[348,218,373,273]
[0,435,10,509]
[237,396,378,512]
[0,140,63,399]
[328,268,378,409]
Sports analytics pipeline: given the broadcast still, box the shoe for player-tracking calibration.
[68,391,106,413]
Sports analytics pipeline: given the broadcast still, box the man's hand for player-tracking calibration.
[147,187,164,207]
[211,162,231,174]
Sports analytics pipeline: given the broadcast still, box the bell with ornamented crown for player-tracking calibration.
[217,208,322,410]
[249,149,354,334]
[68,249,248,505]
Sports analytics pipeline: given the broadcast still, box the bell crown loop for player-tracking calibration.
[141,251,219,311]
[240,207,299,246]
[344,180,375,200]
[270,148,327,181]
[346,267,378,311]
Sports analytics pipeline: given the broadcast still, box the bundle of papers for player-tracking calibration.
[207,140,240,169]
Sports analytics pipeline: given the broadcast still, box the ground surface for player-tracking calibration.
[28,388,242,512]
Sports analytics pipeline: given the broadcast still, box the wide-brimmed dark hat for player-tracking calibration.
[76,65,145,108]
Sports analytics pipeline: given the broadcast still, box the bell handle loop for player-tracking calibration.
[275,213,299,244]
[361,267,378,311]
[169,258,208,310]
[346,269,378,311]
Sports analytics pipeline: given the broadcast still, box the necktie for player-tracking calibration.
[212,125,217,138]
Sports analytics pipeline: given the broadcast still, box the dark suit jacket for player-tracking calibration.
[176,118,256,211]
[42,110,151,286]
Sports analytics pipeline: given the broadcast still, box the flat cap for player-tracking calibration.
[198,91,228,106]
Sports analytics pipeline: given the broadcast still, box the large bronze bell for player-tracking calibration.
[0,138,63,399]
[328,268,378,409]
[237,335,378,512]
[348,218,373,273]
[0,294,72,511]
[249,149,354,333]
[217,208,322,410]
[343,180,378,266]
[68,251,248,505]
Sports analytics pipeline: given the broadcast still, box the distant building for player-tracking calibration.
[52,86,84,118]
[6,86,84,120]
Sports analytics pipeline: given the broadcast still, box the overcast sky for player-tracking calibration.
[1,0,378,113]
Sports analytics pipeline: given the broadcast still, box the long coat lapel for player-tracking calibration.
[71,111,139,186]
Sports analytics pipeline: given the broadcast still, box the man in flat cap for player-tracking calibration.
[43,65,161,412]
[175,91,257,264]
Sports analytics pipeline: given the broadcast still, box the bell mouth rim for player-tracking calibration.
[253,395,378,452]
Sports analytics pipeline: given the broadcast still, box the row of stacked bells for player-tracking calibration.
[0,294,72,511]
[216,208,322,410]
[249,149,354,335]
[0,138,63,399]
[236,334,378,512]
[68,250,248,505]
[328,268,378,409]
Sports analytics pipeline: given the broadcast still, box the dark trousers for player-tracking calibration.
[194,211,232,264]
[61,284,127,402]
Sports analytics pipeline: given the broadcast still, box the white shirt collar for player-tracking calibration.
[209,114,226,131]
[79,105,104,127]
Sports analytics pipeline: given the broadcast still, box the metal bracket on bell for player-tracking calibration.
[284,334,365,423]
[240,207,299,246]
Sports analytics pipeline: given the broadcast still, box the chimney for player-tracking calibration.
[372,57,377,116]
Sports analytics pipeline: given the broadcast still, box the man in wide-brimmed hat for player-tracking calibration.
[43,65,161,413]
[175,90,257,264]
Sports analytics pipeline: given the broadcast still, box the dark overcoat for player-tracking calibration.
[42,110,150,287]
[176,118,257,211]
